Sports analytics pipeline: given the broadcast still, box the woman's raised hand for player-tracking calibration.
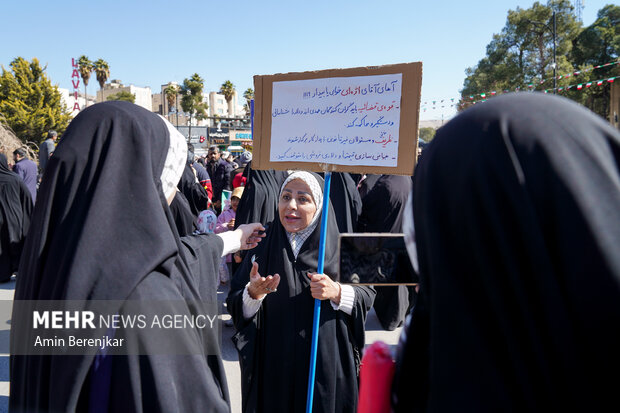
[248,262,281,300]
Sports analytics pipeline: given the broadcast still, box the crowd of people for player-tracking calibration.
[0,92,618,412]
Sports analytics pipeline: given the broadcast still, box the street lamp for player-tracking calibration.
[527,11,557,94]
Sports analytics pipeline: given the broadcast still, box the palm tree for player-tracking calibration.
[243,87,254,117]
[77,55,93,107]
[180,74,207,141]
[93,59,110,102]
[164,84,178,121]
[219,80,236,117]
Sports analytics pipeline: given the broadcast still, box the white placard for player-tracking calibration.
[269,74,403,167]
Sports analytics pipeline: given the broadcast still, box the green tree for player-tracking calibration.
[243,87,254,117]
[180,73,208,139]
[219,80,236,116]
[77,55,93,107]
[93,59,110,102]
[106,91,135,103]
[0,57,71,143]
[460,0,580,109]
[419,127,437,142]
[569,5,620,119]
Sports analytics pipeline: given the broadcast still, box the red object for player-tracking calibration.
[357,341,395,413]
[199,135,206,143]
[232,173,246,188]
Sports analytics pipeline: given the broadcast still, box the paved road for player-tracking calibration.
[0,280,402,413]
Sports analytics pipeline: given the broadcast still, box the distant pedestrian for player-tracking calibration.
[12,148,37,204]
[0,154,33,282]
[206,145,232,213]
[231,151,251,187]
[188,144,213,200]
[38,130,57,174]
[215,186,244,284]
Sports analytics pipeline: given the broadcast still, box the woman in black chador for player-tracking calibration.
[10,102,264,412]
[0,153,32,282]
[392,93,620,412]
[228,171,375,413]
[357,174,415,331]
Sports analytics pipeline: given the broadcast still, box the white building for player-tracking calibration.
[96,79,152,112]
[208,91,246,119]
[58,87,97,117]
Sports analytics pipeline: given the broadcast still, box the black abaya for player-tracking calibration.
[10,102,230,413]
[0,154,32,281]
[177,163,210,216]
[233,162,288,229]
[227,174,375,413]
[357,174,415,331]
[322,172,362,233]
[169,191,196,236]
[393,93,620,412]
[357,173,381,199]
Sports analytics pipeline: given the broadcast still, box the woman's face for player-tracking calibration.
[278,179,317,233]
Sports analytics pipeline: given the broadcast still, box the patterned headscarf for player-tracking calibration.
[159,115,187,200]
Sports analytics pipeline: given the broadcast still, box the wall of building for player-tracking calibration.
[57,88,97,117]
[96,80,152,112]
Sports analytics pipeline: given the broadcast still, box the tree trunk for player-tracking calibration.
[188,114,192,144]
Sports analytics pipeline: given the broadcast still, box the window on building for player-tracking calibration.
[218,99,224,105]
[218,109,224,114]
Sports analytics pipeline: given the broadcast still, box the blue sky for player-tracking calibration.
[0,0,611,121]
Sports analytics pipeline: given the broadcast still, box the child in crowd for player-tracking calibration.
[215,186,244,284]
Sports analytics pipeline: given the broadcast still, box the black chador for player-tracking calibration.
[0,154,32,282]
[393,93,620,412]
[10,102,230,413]
[357,174,415,330]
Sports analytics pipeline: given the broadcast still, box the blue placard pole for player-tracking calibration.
[305,170,332,413]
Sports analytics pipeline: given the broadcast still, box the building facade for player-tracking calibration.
[58,88,97,117]
[96,80,152,112]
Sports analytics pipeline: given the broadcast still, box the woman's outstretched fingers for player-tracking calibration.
[249,263,281,299]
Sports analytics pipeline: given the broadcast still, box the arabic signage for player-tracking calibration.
[252,63,422,175]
